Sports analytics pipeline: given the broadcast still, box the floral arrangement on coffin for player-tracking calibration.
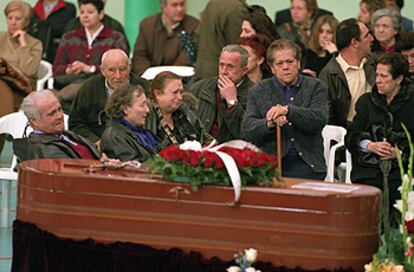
[227,248,261,272]
[149,140,281,196]
[365,125,414,272]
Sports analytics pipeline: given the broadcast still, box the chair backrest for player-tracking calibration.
[36,60,53,91]
[141,66,195,80]
[321,125,347,182]
[0,112,69,167]
[322,125,346,165]
[0,111,32,139]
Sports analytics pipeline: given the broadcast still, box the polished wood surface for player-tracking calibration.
[17,159,381,271]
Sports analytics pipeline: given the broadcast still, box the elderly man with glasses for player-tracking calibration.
[69,49,149,149]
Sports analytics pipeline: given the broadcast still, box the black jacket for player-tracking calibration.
[28,1,76,63]
[345,82,414,184]
[319,55,376,128]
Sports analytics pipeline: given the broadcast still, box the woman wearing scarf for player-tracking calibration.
[100,84,159,162]
[145,71,214,146]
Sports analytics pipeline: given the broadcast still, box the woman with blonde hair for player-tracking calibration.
[0,0,42,151]
[302,15,338,77]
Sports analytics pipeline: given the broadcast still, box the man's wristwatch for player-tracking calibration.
[89,65,96,73]
[228,99,238,107]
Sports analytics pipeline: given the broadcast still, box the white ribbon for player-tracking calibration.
[179,140,260,203]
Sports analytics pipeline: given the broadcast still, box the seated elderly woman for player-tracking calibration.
[0,0,42,150]
[145,71,214,146]
[371,8,401,54]
[345,52,414,212]
[100,84,160,162]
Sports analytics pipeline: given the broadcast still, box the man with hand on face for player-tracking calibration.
[188,45,252,143]
[69,49,149,148]
[132,0,199,76]
[242,39,328,180]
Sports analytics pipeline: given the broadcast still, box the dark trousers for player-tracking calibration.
[282,152,326,180]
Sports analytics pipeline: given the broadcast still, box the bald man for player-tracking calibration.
[69,49,150,145]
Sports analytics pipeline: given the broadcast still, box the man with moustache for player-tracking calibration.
[242,39,328,180]
[189,45,252,143]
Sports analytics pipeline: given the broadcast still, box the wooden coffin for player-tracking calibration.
[17,158,381,271]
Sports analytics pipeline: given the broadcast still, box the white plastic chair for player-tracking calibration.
[0,112,69,227]
[0,112,31,227]
[141,66,195,80]
[322,125,352,183]
[36,60,53,91]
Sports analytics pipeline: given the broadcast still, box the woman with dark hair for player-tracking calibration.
[302,15,338,77]
[100,84,160,162]
[277,0,318,50]
[146,71,214,146]
[240,11,280,41]
[240,34,272,84]
[52,0,128,94]
[346,52,414,211]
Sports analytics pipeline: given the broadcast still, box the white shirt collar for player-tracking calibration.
[85,24,104,49]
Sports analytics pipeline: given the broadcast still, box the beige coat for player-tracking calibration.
[0,32,42,79]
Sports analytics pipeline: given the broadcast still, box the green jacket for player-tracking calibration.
[27,130,100,160]
[188,76,253,143]
[195,0,250,78]
[145,101,214,146]
[101,120,158,162]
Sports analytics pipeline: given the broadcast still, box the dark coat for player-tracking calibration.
[188,76,253,143]
[145,101,214,146]
[28,0,76,63]
[69,73,149,143]
[345,82,414,185]
[132,13,199,76]
[319,55,376,128]
[27,130,100,160]
[194,0,250,78]
[242,75,328,173]
[101,120,157,162]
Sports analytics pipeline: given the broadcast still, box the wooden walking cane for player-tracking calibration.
[276,126,282,178]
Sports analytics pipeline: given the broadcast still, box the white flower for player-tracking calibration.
[245,267,257,272]
[226,266,241,272]
[179,140,202,151]
[244,248,258,263]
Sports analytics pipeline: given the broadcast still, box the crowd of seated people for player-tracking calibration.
[1,0,414,204]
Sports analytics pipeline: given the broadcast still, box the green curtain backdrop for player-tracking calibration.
[124,1,161,51]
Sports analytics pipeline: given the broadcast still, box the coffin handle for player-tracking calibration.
[169,186,191,204]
